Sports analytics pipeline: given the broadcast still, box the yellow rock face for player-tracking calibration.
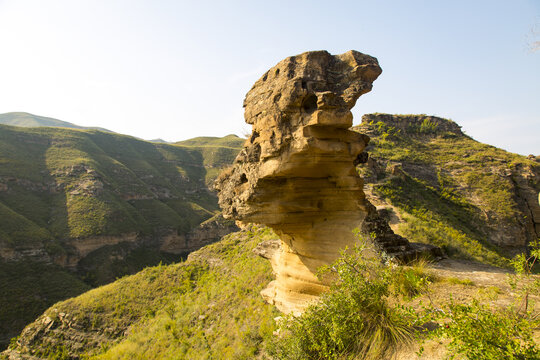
[215,50,382,313]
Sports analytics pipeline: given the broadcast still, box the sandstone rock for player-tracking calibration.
[215,50,382,313]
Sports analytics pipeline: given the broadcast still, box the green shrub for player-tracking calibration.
[430,300,539,360]
[272,240,417,360]
[419,118,438,134]
[392,259,434,300]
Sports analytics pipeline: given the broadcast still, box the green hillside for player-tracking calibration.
[355,113,540,267]
[0,261,91,349]
[176,135,245,183]
[4,226,279,360]
[0,112,111,132]
[5,229,539,359]
[0,124,243,350]
[176,134,245,148]
[0,124,240,244]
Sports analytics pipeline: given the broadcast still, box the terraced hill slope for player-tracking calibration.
[0,124,244,349]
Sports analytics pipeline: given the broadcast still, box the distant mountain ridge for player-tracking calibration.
[0,112,112,133]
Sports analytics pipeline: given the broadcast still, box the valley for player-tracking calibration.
[0,117,243,349]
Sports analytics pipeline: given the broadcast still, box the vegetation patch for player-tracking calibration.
[0,124,244,351]
[0,261,90,350]
[271,240,420,360]
[0,124,242,245]
[7,227,279,360]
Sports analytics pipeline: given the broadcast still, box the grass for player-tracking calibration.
[0,124,241,245]
[8,227,279,360]
[375,175,510,267]
[175,134,244,184]
[0,261,91,350]
[77,244,186,287]
[91,226,277,360]
[444,277,475,286]
[175,134,245,148]
[0,201,51,246]
[6,228,539,359]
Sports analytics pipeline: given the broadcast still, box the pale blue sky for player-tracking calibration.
[0,0,538,154]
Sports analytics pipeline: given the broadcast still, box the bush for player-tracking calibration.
[419,118,438,134]
[272,236,540,360]
[272,239,418,360]
[430,300,539,360]
[392,258,434,300]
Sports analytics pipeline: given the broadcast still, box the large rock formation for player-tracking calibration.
[215,50,382,313]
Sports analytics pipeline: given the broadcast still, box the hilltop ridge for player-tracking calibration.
[362,113,464,136]
[0,112,112,133]
[356,113,539,264]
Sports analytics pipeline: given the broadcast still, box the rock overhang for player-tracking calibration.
[215,50,382,313]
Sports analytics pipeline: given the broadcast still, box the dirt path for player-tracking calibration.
[395,258,539,360]
[431,258,511,286]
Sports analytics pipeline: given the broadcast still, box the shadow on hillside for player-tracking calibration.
[0,127,228,351]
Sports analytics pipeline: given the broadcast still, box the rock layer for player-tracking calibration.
[215,50,382,313]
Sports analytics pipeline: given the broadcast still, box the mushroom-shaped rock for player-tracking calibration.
[215,50,382,313]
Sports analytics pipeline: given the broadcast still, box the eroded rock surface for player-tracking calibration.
[215,50,382,313]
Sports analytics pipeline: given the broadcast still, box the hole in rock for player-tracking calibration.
[354,152,369,166]
[250,130,259,143]
[239,173,248,184]
[275,68,280,76]
[301,93,318,113]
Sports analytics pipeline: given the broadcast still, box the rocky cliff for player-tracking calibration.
[357,113,540,262]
